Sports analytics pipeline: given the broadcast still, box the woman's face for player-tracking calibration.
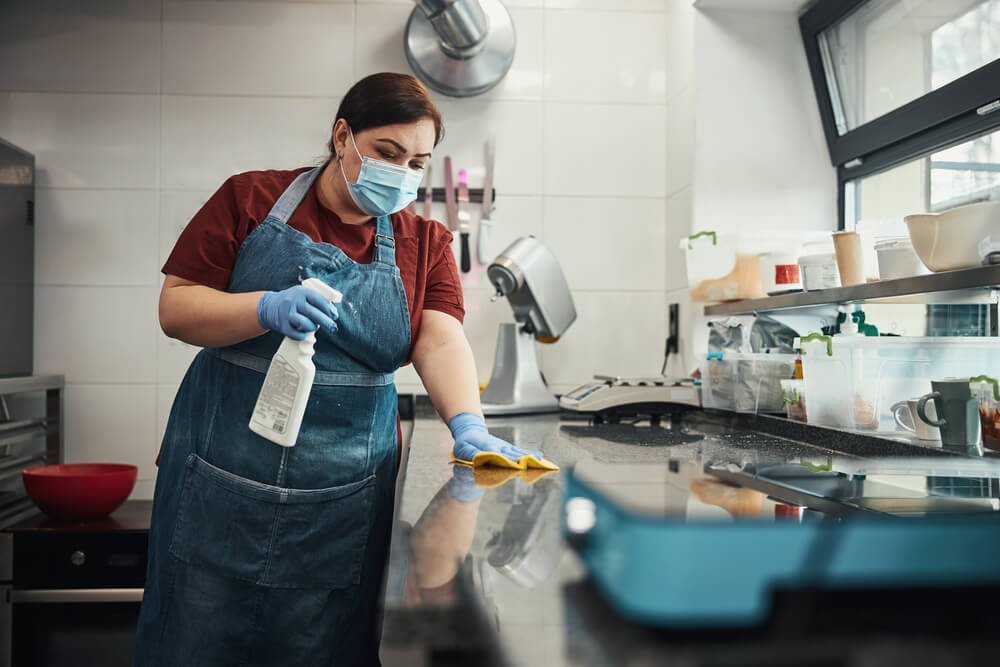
[334,117,436,184]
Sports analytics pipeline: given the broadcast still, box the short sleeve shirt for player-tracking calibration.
[161,166,465,358]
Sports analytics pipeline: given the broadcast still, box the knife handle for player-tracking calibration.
[477,219,491,265]
[460,232,471,273]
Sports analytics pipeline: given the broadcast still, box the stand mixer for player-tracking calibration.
[481,237,576,415]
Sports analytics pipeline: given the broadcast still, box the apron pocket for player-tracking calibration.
[168,453,375,590]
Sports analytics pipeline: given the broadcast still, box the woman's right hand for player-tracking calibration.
[257,285,339,340]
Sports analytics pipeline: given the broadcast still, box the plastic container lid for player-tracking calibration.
[798,252,837,266]
[874,237,913,251]
[980,235,1000,261]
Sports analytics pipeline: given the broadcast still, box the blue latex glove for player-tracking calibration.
[257,285,339,341]
[446,464,485,503]
[449,413,544,467]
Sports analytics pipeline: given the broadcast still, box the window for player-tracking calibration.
[819,0,1000,135]
[848,126,1000,227]
[801,0,1000,228]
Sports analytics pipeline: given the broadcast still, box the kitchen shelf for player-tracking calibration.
[0,375,64,466]
[703,265,1000,316]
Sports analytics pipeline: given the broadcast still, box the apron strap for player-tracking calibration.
[264,166,397,269]
[210,348,395,387]
[372,215,396,267]
[266,168,322,224]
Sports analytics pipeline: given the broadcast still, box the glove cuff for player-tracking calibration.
[257,291,276,330]
[448,412,487,438]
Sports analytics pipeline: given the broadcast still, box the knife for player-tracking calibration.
[457,169,471,273]
[444,156,458,234]
[478,135,496,265]
[422,163,433,219]
[443,156,460,266]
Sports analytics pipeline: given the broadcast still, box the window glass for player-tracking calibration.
[849,127,1000,226]
[820,0,1000,135]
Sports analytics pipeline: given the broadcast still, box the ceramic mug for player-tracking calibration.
[916,379,983,454]
[890,398,940,442]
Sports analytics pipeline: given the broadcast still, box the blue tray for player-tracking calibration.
[563,470,1000,628]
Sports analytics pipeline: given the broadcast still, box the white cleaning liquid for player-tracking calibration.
[249,278,342,447]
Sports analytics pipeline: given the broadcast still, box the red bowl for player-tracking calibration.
[22,463,138,521]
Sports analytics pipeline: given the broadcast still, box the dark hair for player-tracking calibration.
[328,73,444,156]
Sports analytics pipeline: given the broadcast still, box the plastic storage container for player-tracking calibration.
[701,351,798,414]
[875,238,929,280]
[780,379,807,422]
[760,252,803,294]
[798,253,839,291]
[796,335,1000,433]
[681,232,765,302]
[971,376,1000,452]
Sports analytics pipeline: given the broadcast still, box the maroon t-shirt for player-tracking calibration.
[160,167,463,463]
[162,166,465,349]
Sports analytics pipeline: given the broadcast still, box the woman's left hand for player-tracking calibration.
[448,413,544,466]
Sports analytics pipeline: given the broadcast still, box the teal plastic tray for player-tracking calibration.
[563,470,1000,628]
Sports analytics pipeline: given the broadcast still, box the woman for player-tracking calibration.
[134,73,549,666]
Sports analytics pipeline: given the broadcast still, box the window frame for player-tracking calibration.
[799,0,1000,228]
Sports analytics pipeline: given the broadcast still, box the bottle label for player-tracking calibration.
[251,354,300,435]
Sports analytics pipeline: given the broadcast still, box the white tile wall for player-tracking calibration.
[0,93,159,189]
[35,189,160,287]
[65,384,158,479]
[665,84,694,196]
[0,0,161,94]
[692,8,836,234]
[1,0,695,496]
[163,2,355,96]
[544,10,666,104]
[543,103,666,197]
[34,287,159,383]
[543,196,666,291]
[160,95,336,190]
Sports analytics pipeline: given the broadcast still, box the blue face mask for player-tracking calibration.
[340,129,423,217]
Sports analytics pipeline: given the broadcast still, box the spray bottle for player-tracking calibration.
[249,278,342,447]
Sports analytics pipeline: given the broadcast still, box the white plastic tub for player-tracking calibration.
[798,253,839,291]
[875,238,929,280]
[795,334,1000,432]
[681,232,762,302]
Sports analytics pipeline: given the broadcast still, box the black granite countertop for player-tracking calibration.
[380,410,1000,667]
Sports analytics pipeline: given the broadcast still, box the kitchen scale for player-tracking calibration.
[560,304,699,421]
[559,375,700,422]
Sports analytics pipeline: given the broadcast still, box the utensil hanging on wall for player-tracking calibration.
[457,169,472,272]
[422,163,433,218]
[444,156,459,262]
[405,0,516,97]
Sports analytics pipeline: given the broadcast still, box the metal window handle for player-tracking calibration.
[12,588,144,604]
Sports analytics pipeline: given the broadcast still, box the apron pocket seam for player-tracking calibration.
[168,454,376,589]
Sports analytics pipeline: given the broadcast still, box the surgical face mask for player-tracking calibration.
[339,128,423,217]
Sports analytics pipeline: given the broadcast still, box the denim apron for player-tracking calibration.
[134,167,410,667]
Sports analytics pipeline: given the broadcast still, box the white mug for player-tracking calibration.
[891,398,941,442]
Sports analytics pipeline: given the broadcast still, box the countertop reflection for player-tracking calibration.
[380,411,1000,666]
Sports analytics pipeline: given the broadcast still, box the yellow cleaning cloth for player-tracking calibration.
[466,464,558,489]
[452,451,560,471]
